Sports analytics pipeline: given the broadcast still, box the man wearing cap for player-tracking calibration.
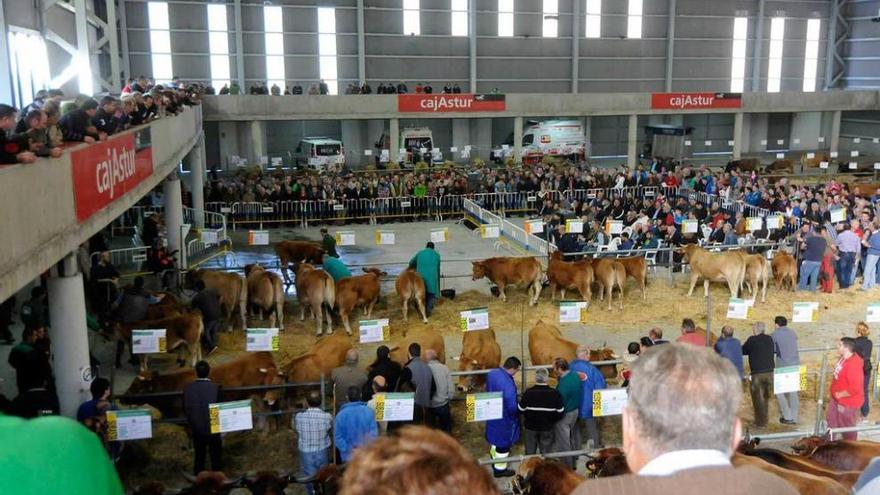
[409,242,441,317]
[518,367,563,455]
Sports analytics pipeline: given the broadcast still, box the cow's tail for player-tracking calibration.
[274,276,285,328]
[238,275,249,330]
[194,316,204,366]
[324,275,336,309]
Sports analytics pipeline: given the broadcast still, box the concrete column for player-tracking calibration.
[186,136,206,228]
[571,0,580,94]
[233,0,246,88]
[513,116,524,164]
[468,0,477,92]
[790,112,823,151]
[389,118,400,164]
[164,177,184,270]
[733,112,744,159]
[829,110,842,154]
[48,254,91,418]
[452,119,470,162]
[627,114,639,168]
[341,120,365,169]
[0,2,13,104]
[584,117,592,158]
[746,113,768,154]
[664,0,677,92]
[751,0,765,92]
[471,118,493,161]
[248,120,266,167]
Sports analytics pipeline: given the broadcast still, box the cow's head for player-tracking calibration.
[549,251,564,262]
[736,437,760,453]
[133,481,166,495]
[126,370,160,395]
[362,267,388,277]
[585,448,629,478]
[471,261,486,280]
[180,471,243,495]
[679,244,698,261]
[258,367,287,408]
[455,357,484,392]
[243,471,293,495]
[791,435,826,455]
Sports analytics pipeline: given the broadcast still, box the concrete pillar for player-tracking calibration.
[452,119,470,163]
[186,137,206,228]
[341,120,365,169]
[733,112,744,159]
[248,120,267,167]
[746,113,768,154]
[164,177,184,270]
[471,118,493,161]
[48,254,91,418]
[513,116,524,164]
[627,114,639,168]
[216,122,240,170]
[789,112,823,151]
[829,110,842,154]
[389,118,400,164]
[584,117,592,158]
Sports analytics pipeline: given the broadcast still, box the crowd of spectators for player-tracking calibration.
[216,80,468,96]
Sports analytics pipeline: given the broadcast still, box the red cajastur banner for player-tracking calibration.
[398,93,506,112]
[71,130,154,223]
[651,92,742,110]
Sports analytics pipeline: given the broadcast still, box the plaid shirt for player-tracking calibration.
[294,407,333,452]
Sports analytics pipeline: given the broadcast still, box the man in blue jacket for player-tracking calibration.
[485,356,521,478]
[333,386,378,462]
[714,325,744,379]
[570,345,606,450]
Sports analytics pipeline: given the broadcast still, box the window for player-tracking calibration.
[403,0,420,35]
[803,18,821,92]
[148,2,173,84]
[498,0,514,37]
[585,0,601,38]
[451,0,468,37]
[264,6,285,89]
[730,17,748,93]
[7,30,51,108]
[627,0,642,39]
[767,17,785,93]
[543,0,558,38]
[207,4,230,90]
[318,7,338,95]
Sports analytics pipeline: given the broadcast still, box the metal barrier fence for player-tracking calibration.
[90,246,150,273]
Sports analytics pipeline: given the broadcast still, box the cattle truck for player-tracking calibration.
[491,120,586,165]
[375,127,443,166]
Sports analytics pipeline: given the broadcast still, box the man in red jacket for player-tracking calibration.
[827,337,864,440]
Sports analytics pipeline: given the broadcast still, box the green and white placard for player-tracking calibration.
[372,392,415,422]
[792,302,819,323]
[430,228,449,243]
[375,230,396,245]
[460,308,489,331]
[774,365,807,395]
[132,329,166,354]
[726,298,753,320]
[480,224,500,239]
[209,400,253,434]
[559,301,588,323]
[246,328,280,352]
[566,219,584,234]
[359,319,390,344]
[335,231,356,246]
[106,409,152,441]
[466,392,503,422]
[592,388,629,417]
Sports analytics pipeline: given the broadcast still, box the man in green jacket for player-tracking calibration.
[322,254,351,282]
[408,242,441,317]
[553,357,583,469]
[320,228,339,258]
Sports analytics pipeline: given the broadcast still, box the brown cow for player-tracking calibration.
[186,269,248,330]
[680,244,745,298]
[801,152,831,169]
[335,268,384,336]
[112,311,203,371]
[281,332,353,383]
[395,268,428,323]
[179,472,245,495]
[586,448,630,478]
[590,257,626,310]
[389,327,446,365]
[765,159,795,174]
[732,453,849,495]
[739,253,771,303]
[471,257,543,306]
[738,440,861,488]
[455,328,502,392]
[529,320,617,380]
[725,158,761,173]
[244,264,285,328]
[514,457,585,495]
[547,251,593,301]
[144,292,185,319]
[791,436,880,472]
[616,256,648,300]
[276,240,324,284]
[772,251,798,291]
[294,263,335,336]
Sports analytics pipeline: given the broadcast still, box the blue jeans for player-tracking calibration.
[425,292,437,317]
[837,252,855,289]
[862,371,871,418]
[799,260,821,291]
[299,448,330,495]
[864,254,880,289]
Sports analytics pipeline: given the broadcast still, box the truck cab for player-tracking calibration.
[294,137,345,171]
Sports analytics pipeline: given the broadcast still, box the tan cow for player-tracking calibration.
[801,152,831,169]
[772,251,798,291]
[590,257,626,310]
[244,264,285,328]
[471,257,543,305]
[395,268,428,323]
[615,256,648,300]
[765,159,794,174]
[275,240,325,284]
[740,253,772,303]
[455,328,502,392]
[389,327,446,365]
[335,268,384,336]
[529,321,618,380]
[680,244,745,298]
[281,332,352,383]
[112,310,204,371]
[547,251,593,301]
[185,269,248,330]
[294,263,335,336]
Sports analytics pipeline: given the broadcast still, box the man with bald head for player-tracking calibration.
[426,349,454,433]
[366,375,389,434]
[332,349,367,409]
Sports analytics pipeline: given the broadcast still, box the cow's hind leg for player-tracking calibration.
[415,295,428,323]
[314,303,324,336]
[401,296,409,321]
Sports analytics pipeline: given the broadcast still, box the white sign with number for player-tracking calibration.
[705,140,713,146]
[373,393,414,422]
[248,230,269,246]
[375,231,396,245]
[684,140,692,146]
[766,216,783,230]
[747,217,763,232]
[525,220,544,235]
[774,366,807,395]
[792,302,819,323]
[466,392,503,422]
[460,308,489,331]
[336,231,356,246]
[364,149,372,156]
[481,224,500,239]
[807,152,815,159]
[682,219,698,234]
[559,301,588,323]
[820,161,829,169]
[726,298,754,320]
[606,220,623,235]
[830,151,839,158]
[830,208,846,224]
[592,388,628,417]
[776,153,785,159]
[209,400,253,434]
[107,409,153,441]
[246,328,279,352]
[867,303,880,323]
[430,228,449,243]
[359,319,390,344]
[566,219,584,234]
[132,329,166,354]
[850,162,858,170]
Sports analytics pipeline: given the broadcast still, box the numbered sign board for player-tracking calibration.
[566,219,584,234]
[375,231,396,245]
[246,328,280,352]
[682,219,699,234]
[201,229,219,245]
[248,230,269,246]
[525,220,544,235]
[726,298,754,320]
[107,409,153,441]
[746,217,763,232]
[460,308,489,331]
[430,228,449,243]
[605,220,623,235]
[466,392,503,422]
[559,301,588,323]
[766,216,783,230]
[481,224,500,239]
[336,231,356,246]
[774,365,807,395]
[792,302,819,323]
[209,400,253,434]
[132,329,166,354]
[373,393,414,422]
[830,208,847,224]
[592,388,628,417]
[359,319,390,344]
[867,303,880,323]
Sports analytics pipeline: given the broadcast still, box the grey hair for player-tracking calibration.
[345,349,359,364]
[535,368,550,384]
[627,343,741,457]
[753,321,766,334]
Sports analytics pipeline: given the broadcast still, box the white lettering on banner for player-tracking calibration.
[419,96,475,111]
[95,146,137,199]
[669,94,715,109]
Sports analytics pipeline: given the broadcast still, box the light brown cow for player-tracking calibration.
[736,454,849,495]
[455,328,502,392]
[112,311,203,371]
[395,268,428,323]
[294,263,335,336]
[590,257,626,310]
[791,436,880,472]
[772,251,798,291]
[185,269,248,330]
[547,251,593,301]
[680,244,745,298]
[244,264,285,328]
[740,253,772,303]
[765,159,795,174]
[389,327,446,365]
[616,256,648,300]
[738,440,861,490]
[801,152,831,169]
[529,320,617,379]
[275,240,325,284]
[336,267,384,336]
[471,257,543,306]
[282,332,352,383]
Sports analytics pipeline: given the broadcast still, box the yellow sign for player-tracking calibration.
[799,365,807,391]
[466,394,476,422]
[374,394,386,421]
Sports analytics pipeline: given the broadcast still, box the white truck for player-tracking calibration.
[293,137,345,171]
[375,127,443,165]
[491,120,586,164]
